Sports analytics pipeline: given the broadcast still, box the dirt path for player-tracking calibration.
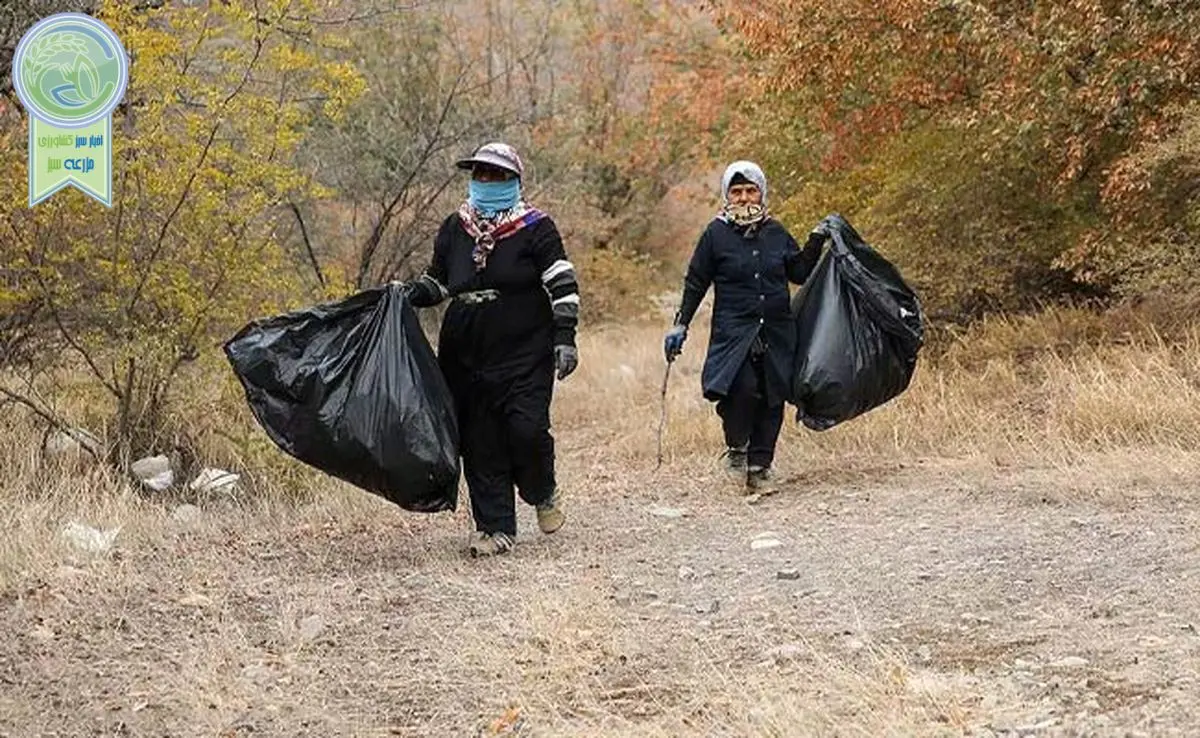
[2,450,1198,737]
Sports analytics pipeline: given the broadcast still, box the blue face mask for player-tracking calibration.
[468,179,521,217]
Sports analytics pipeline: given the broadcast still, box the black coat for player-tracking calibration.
[408,212,580,394]
[676,218,821,406]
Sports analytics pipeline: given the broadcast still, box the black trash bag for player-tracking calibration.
[790,214,924,431]
[222,283,460,512]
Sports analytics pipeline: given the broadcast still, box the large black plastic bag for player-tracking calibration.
[790,214,924,431]
[222,283,460,512]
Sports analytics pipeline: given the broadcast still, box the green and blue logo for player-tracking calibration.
[12,12,128,207]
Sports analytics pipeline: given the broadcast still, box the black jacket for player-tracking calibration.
[408,212,579,387]
[676,217,821,406]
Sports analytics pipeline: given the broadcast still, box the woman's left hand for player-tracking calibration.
[554,345,578,380]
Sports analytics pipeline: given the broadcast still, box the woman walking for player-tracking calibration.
[663,160,826,493]
[402,142,579,557]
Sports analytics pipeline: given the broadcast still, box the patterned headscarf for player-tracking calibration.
[717,160,770,235]
[458,200,546,272]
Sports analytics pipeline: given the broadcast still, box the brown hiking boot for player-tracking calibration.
[468,530,514,558]
[746,465,779,497]
[536,491,566,534]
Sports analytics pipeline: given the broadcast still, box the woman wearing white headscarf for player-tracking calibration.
[664,161,827,493]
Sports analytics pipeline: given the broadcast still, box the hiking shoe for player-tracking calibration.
[536,491,566,534]
[721,445,748,480]
[468,530,514,558]
[746,465,779,496]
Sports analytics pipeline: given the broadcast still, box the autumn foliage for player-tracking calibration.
[0,0,364,460]
[713,0,1200,316]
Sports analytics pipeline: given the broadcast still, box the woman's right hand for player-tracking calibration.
[664,324,687,362]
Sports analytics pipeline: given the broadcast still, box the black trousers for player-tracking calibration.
[716,350,785,469]
[450,357,557,536]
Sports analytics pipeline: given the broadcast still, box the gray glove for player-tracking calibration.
[555,345,578,380]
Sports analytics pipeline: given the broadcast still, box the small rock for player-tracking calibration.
[677,565,697,581]
[694,601,720,615]
[750,533,784,551]
[647,505,687,519]
[179,593,212,608]
[776,568,801,581]
[1049,656,1089,669]
[298,615,324,641]
[61,521,119,554]
[916,572,934,581]
[845,638,866,651]
[30,625,55,641]
[145,470,174,491]
[241,664,273,682]
[170,504,202,525]
[130,455,173,491]
[131,454,171,480]
[190,468,240,494]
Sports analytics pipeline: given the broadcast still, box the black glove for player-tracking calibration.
[392,276,441,308]
[806,218,835,251]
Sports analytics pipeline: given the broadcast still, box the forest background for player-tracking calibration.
[2,0,1199,491]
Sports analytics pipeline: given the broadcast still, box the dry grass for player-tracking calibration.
[559,302,1200,469]
[4,304,1200,736]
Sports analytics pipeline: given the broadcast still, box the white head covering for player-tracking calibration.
[720,160,768,206]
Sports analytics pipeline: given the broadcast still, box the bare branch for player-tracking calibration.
[0,386,103,462]
[356,66,469,287]
[125,119,222,318]
[288,200,326,287]
[21,245,122,397]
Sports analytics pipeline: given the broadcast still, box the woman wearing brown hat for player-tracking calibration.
[400,142,579,557]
